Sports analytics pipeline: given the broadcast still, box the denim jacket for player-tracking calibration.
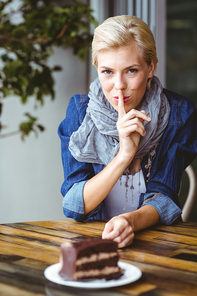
[58,89,197,224]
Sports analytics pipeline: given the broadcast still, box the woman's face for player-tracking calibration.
[97,43,154,113]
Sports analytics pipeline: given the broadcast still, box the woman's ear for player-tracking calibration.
[148,61,155,78]
[147,62,155,90]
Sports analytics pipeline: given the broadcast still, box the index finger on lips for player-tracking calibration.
[118,90,126,118]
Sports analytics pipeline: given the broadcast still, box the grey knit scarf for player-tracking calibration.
[69,76,170,167]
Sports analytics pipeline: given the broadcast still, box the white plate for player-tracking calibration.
[44,261,142,289]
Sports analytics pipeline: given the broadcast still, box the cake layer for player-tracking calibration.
[71,238,118,258]
[76,256,119,271]
[73,266,121,281]
[76,252,118,266]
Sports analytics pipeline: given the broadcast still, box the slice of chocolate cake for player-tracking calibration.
[59,238,123,281]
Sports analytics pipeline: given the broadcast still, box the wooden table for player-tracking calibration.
[0,220,197,296]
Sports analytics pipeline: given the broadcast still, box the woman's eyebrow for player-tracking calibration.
[99,66,113,70]
[125,64,140,69]
[99,64,141,70]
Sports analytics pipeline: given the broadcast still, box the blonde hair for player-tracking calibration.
[92,15,158,89]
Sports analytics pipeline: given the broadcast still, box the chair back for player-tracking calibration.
[181,165,197,222]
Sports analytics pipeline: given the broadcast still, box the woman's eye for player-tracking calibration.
[128,69,137,74]
[103,70,112,75]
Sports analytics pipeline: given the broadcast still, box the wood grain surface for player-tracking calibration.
[0,219,196,295]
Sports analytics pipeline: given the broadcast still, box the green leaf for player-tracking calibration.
[24,112,37,123]
[3,60,23,78]
[36,124,45,132]
[0,87,11,97]
[21,95,28,104]
[12,25,27,37]
[52,65,62,71]
[1,54,12,62]
[0,102,2,116]
[19,112,44,140]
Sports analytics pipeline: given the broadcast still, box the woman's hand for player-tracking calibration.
[117,90,151,162]
[102,215,134,248]
[102,206,160,248]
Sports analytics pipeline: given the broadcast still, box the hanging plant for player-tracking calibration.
[0,0,97,139]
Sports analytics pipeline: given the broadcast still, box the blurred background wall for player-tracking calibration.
[0,45,88,223]
[0,0,196,223]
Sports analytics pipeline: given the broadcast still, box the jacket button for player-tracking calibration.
[145,164,149,169]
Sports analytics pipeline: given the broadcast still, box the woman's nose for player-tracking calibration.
[114,75,126,90]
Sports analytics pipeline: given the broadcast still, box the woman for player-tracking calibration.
[58,15,197,248]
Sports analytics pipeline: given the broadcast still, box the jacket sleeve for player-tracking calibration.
[58,95,93,220]
[139,192,182,225]
[139,95,197,225]
[58,95,105,221]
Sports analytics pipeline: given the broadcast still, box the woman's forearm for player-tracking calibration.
[83,153,132,215]
[122,205,160,232]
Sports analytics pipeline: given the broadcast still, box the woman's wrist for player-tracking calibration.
[116,150,134,167]
[119,212,135,231]
[119,205,160,233]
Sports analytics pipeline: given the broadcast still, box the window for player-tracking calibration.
[166,0,197,221]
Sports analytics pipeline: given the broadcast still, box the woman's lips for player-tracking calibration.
[113,96,130,103]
